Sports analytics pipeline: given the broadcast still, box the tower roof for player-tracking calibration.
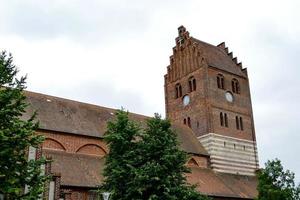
[191,37,247,77]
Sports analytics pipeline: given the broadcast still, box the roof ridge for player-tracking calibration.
[24,90,150,119]
[191,37,233,58]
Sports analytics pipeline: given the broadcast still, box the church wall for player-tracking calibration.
[165,66,210,137]
[206,68,255,141]
[38,130,108,156]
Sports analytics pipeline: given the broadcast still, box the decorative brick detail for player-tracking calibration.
[39,130,108,155]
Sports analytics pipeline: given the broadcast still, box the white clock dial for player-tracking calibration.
[183,95,190,106]
[225,92,234,102]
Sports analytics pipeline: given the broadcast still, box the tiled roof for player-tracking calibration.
[23,91,147,138]
[24,91,208,156]
[187,167,257,199]
[44,149,104,187]
[45,149,256,199]
[191,37,247,78]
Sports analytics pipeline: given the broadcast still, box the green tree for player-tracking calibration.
[256,158,300,200]
[102,110,210,200]
[0,51,48,199]
[102,110,141,199]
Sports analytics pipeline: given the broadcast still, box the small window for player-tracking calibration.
[240,117,244,130]
[236,116,240,130]
[187,117,191,128]
[217,74,225,89]
[234,144,236,149]
[231,78,240,94]
[175,83,182,98]
[188,76,196,92]
[193,78,196,91]
[235,116,244,131]
[220,112,228,127]
[220,112,224,126]
[224,113,228,127]
[183,118,187,125]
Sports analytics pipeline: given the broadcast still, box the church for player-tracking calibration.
[24,26,259,200]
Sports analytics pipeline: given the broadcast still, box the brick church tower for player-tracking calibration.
[164,26,259,176]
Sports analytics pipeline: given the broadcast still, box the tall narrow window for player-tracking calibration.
[175,83,182,98]
[179,85,182,97]
[189,79,193,92]
[236,116,240,130]
[240,117,244,130]
[188,76,196,92]
[217,74,225,89]
[187,117,191,128]
[231,78,240,94]
[193,78,196,91]
[183,118,186,125]
[220,112,224,126]
[224,113,228,127]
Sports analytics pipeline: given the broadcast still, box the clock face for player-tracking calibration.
[182,95,190,106]
[225,92,234,102]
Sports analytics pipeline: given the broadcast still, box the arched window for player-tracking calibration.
[183,118,186,125]
[236,116,240,130]
[220,112,228,127]
[231,78,240,94]
[188,76,196,92]
[187,117,191,128]
[175,83,182,98]
[217,74,225,89]
[240,117,244,130]
[193,78,196,91]
[235,116,244,131]
[220,112,224,126]
[224,113,228,127]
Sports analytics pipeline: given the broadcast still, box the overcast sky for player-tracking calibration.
[0,0,299,182]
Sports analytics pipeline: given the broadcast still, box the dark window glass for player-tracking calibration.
[220,112,224,126]
[217,74,225,89]
[236,116,240,130]
[224,113,228,127]
[240,117,244,130]
[193,78,196,91]
[187,117,191,128]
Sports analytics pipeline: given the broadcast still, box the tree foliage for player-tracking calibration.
[256,158,300,200]
[0,51,48,199]
[102,110,210,200]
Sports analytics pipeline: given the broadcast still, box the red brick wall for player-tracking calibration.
[165,37,256,142]
[38,130,108,156]
[207,68,255,141]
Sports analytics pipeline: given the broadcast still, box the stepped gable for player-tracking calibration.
[191,37,247,78]
[23,91,208,156]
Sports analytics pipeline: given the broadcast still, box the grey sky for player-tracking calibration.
[0,0,299,182]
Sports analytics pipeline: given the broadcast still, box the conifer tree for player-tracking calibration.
[102,110,210,200]
[0,51,48,199]
[133,114,210,200]
[256,159,300,200]
[102,110,141,199]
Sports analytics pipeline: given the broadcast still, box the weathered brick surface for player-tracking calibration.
[165,28,256,142]
[39,130,108,155]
